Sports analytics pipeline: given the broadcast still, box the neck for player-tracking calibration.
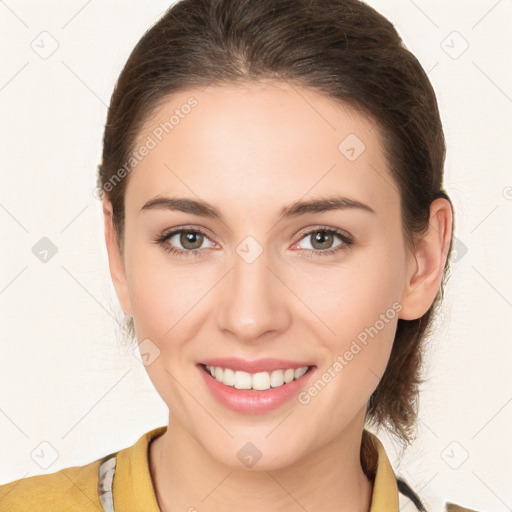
[149,413,373,512]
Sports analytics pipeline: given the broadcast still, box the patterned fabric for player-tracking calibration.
[97,455,116,512]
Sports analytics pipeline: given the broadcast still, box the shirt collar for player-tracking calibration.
[112,425,165,510]
[112,425,399,511]
[365,429,400,511]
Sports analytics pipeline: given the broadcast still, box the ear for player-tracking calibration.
[399,198,453,320]
[102,198,133,317]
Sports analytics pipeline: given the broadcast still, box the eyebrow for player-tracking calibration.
[140,194,376,222]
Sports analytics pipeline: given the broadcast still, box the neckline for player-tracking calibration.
[111,425,399,511]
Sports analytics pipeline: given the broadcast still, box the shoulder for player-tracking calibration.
[0,426,166,512]
[0,453,114,512]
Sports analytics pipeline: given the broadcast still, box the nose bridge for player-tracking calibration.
[218,238,289,341]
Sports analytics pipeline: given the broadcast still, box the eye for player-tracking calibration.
[154,227,216,258]
[292,227,354,257]
[154,226,353,259]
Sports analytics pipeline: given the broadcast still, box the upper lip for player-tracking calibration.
[198,357,315,374]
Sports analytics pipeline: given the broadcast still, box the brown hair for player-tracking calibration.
[97,0,454,450]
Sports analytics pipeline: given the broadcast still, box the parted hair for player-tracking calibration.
[97,0,455,458]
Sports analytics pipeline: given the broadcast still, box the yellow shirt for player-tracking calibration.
[0,426,475,511]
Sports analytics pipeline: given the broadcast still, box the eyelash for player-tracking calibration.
[154,226,354,259]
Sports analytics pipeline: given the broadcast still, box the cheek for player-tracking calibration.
[128,261,200,339]
[123,233,194,337]
[124,250,205,404]
[298,242,405,334]
[296,277,401,418]
[295,244,405,386]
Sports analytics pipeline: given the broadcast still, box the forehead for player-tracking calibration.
[126,81,398,218]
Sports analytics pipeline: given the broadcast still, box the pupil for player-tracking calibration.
[182,232,202,249]
[314,231,332,249]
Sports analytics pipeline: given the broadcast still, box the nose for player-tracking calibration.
[216,242,291,344]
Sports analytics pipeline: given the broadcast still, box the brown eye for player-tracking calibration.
[309,231,335,251]
[156,227,216,257]
[179,231,204,250]
[293,227,354,258]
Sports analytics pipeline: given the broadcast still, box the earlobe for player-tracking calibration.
[102,198,133,317]
[399,198,453,321]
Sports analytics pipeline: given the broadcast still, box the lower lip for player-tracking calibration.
[197,364,317,414]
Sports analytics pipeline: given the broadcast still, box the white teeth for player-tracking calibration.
[234,370,252,390]
[204,365,310,390]
[284,368,295,383]
[294,367,308,379]
[222,368,235,386]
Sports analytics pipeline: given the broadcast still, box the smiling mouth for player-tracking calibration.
[199,363,315,391]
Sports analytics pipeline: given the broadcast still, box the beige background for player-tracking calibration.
[0,1,511,510]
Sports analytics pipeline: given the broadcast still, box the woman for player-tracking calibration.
[0,0,479,510]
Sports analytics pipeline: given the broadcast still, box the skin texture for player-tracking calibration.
[102,80,453,512]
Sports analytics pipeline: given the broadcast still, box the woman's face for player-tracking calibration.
[108,81,419,469]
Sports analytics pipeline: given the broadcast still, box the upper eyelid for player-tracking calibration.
[295,225,351,240]
[162,225,351,248]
